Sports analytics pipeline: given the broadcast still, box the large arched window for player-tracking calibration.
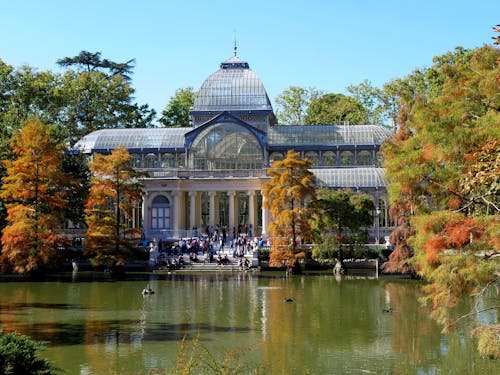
[190,123,263,170]
[151,195,170,229]
[131,154,142,168]
[145,153,159,169]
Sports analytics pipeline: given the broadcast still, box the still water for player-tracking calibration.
[0,272,498,374]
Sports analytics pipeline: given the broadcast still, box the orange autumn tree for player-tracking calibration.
[84,147,144,269]
[263,150,317,269]
[382,34,500,358]
[0,118,70,274]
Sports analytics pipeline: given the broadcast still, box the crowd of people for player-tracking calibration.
[148,224,268,271]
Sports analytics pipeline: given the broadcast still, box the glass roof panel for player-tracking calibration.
[268,125,392,146]
[311,167,386,188]
[72,128,191,153]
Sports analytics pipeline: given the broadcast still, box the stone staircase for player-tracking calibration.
[159,246,256,272]
[180,259,243,272]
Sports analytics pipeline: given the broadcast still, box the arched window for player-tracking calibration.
[145,153,159,169]
[190,123,263,170]
[131,154,142,168]
[322,151,336,166]
[151,195,170,229]
[340,151,354,166]
[161,153,176,168]
[304,151,319,166]
[357,150,372,166]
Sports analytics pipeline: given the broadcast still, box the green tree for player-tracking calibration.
[347,79,386,125]
[84,147,144,270]
[0,65,63,144]
[274,86,323,124]
[0,60,15,231]
[305,93,368,125]
[56,50,135,80]
[313,189,374,261]
[159,87,196,127]
[0,52,156,149]
[0,330,58,375]
[57,68,155,144]
[383,42,500,357]
[61,153,90,229]
[0,119,70,274]
[263,150,316,268]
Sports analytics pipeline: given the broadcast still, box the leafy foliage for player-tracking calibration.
[0,119,70,274]
[312,189,374,260]
[263,150,316,267]
[0,51,156,148]
[472,324,500,359]
[57,68,155,144]
[274,86,323,124]
[159,87,196,127]
[164,334,263,375]
[0,330,57,375]
[57,50,135,81]
[84,147,144,267]
[347,79,387,125]
[60,153,90,229]
[305,93,368,125]
[382,44,499,272]
[382,38,500,356]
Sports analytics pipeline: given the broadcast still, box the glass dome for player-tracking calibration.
[192,55,273,113]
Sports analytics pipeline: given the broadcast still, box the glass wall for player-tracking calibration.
[322,151,336,166]
[218,192,229,227]
[357,150,372,165]
[340,151,354,166]
[190,123,264,170]
[304,151,319,166]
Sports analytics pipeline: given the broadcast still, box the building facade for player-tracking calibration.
[73,54,393,242]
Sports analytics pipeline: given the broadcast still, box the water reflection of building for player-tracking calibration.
[72,52,393,241]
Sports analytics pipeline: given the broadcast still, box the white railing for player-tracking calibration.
[140,169,268,179]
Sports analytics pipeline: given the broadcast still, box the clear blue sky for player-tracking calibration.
[1,0,498,117]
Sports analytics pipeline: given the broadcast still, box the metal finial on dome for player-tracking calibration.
[233,31,237,56]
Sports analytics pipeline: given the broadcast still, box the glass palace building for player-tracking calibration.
[73,54,392,241]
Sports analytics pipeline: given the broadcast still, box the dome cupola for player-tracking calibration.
[190,53,275,128]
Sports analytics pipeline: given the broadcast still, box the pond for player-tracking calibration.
[0,271,498,374]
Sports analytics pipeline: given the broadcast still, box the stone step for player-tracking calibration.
[176,259,251,272]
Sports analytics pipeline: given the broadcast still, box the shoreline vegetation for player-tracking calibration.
[0,330,264,375]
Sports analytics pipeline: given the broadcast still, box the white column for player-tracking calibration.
[261,194,269,237]
[171,191,185,232]
[141,193,148,235]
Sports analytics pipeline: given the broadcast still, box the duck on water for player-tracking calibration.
[142,285,155,295]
